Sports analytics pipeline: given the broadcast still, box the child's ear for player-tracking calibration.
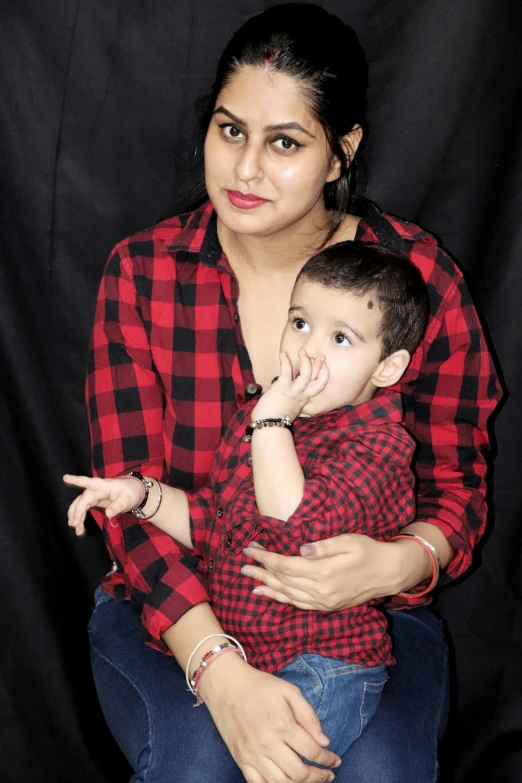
[371,349,411,388]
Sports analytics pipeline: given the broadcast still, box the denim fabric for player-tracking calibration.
[89,586,449,782]
[277,654,387,760]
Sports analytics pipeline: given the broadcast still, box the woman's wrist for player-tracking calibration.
[196,647,251,706]
[400,521,453,570]
[385,525,452,596]
[388,537,434,595]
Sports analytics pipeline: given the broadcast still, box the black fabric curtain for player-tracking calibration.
[1,1,521,781]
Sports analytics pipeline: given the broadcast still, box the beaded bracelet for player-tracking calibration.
[185,633,248,698]
[392,533,441,598]
[127,473,163,520]
[193,646,244,706]
[244,416,293,442]
[128,472,152,518]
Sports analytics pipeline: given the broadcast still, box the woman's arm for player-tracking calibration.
[162,603,340,783]
[87,243,211,650]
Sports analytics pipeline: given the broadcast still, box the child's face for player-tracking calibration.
[280,279,385,415]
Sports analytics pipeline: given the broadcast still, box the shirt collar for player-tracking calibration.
[294,391,403,433]
[199,209,222,267]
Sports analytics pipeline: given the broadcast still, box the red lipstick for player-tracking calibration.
[227,190,270,209]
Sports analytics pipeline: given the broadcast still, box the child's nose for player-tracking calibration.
[301,335,321,360]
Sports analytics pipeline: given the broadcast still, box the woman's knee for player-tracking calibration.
[88,592,242,782]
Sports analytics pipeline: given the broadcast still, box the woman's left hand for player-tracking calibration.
[242,534,406,611]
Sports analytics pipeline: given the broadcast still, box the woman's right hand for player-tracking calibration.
[198,652,341,783]
[63,474,143,535]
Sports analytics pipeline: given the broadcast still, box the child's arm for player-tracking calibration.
[249,350,328,521]
[63,473,193,549]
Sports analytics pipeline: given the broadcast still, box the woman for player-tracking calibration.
[84,5,500,782]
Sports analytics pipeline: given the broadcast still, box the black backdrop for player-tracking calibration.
[1,1,521,781]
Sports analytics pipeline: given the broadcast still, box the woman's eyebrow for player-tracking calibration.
[213,107,315,138]
[264,122,315,138]
[213,106,245,124]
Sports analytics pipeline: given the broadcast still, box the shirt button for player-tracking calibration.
[208,560,214,571]
[233,312,240,323]
[225,538,232,549]
[216,507,223,518]
[247,383,259,395]
[247,456,252,466]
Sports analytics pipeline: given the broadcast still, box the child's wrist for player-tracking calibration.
[252,396,300,422]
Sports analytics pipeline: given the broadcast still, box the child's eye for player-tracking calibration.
[219,123,245,141]
[272,135,302,153]
[293,317,310,332]
[333,332,351,346]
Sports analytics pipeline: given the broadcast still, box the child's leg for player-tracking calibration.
[276,654,387,761]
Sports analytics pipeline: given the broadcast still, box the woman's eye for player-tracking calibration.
[333,332,351,346]
[273,136,301,152]
[220,124,244,140]
[293,318,310,332]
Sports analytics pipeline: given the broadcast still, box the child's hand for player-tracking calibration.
[63,474,143,535]
[252,349,329,421]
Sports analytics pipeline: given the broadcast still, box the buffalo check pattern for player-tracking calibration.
[87,198,502,652]
[187,394,414,672]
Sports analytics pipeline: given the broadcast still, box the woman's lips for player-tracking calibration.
[226,190,270,209]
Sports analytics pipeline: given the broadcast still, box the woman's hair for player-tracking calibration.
[180,3,368,238]
[296,242,428,358]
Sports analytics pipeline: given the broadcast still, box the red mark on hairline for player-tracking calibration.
[264,53,274,65]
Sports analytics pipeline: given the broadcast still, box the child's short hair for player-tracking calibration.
[296,241,428,359]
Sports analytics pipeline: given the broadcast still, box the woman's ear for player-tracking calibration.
[326,124,364,182]
[371,349,411,388]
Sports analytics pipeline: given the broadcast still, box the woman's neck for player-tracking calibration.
[217,209,329,278]
[217,208,360,278]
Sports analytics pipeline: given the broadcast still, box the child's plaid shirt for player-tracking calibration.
[187,393,414,672]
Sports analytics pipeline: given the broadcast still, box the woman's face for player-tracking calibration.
[204,66,339,240]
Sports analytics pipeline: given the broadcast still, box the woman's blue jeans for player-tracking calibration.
[88,587,449,783]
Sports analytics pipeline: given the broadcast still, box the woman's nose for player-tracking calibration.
[234,142,263,184]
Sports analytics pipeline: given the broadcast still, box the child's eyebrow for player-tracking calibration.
[334,320,366,343]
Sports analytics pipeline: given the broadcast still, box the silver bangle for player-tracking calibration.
[185,633,247,696]
[138,479,163,521]
[395,533,441,597]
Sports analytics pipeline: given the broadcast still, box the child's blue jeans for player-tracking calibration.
[276,654,387,760]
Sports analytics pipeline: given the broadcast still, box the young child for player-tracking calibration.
[65,241,428,759]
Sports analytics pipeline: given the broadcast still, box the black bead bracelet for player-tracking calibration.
[243,416,293,442]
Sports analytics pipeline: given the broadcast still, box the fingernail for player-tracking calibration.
[300,544,314,556]
[252,588,262,594]
[334,758,342,767]
[242,547,253,556]
[241,567,251,577]
[319,732,329,744]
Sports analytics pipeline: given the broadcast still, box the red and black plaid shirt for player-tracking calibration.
[187,393,414,672]
[87,198,501,653]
